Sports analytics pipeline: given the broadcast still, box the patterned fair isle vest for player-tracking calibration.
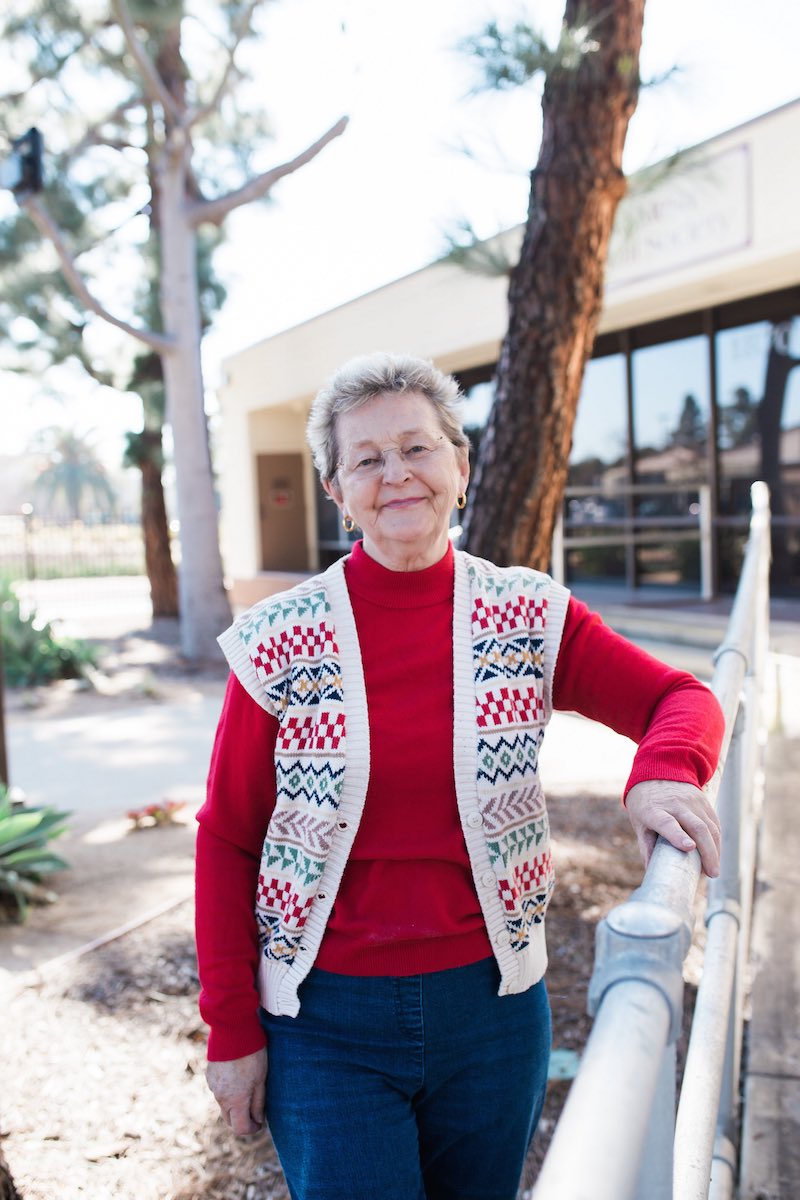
[218,549,570,1017]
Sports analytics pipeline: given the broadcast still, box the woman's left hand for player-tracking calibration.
[625,780,721,878]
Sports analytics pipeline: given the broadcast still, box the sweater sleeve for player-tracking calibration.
[195,672,279,1061]
[553,597,724,798]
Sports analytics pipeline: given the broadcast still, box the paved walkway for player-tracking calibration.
[2,577,798,1195]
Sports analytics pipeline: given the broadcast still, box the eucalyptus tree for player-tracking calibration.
[1,0,347,659]
[459,0,645,568]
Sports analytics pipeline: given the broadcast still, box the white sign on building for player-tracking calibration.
[607,143,752,289]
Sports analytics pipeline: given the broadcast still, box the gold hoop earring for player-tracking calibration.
[342,514,356,533]
[456,492,467,510]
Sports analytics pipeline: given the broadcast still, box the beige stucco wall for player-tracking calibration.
[217,100,800,587]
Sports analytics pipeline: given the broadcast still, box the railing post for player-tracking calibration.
[699,484,713,600]
[712,706,745,1138]
[635,1043,676,1200]
[587,900,689,1200]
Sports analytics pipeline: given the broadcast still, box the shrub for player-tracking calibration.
[0,584,97,687]
[0,786,71,921]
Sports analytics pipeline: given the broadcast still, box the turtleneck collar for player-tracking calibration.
[344,539,455,608]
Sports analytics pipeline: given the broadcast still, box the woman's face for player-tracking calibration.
[323,391,469,571]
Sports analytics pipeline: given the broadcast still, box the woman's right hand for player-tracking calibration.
[206,1047,268,1136]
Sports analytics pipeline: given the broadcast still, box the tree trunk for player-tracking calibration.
[140,438,179,617]
[462,0,645,569]
[157,137,232,660]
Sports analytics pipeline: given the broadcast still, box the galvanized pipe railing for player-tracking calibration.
[533,482,771,1200]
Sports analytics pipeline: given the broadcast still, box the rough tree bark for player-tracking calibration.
[462,0,645,568]
[139,435,179,617]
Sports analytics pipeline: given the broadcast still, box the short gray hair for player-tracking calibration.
[307,352,469,482]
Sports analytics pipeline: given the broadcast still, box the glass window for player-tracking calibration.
[632,336,710,484]
[629,337,711,587]
[569,354,628,488]
[566,353,628,583]
[716,317,800,594]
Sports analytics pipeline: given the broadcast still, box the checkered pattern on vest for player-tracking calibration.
[218,550,570,1017]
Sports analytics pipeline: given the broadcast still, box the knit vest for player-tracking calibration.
[218,549,570,1017]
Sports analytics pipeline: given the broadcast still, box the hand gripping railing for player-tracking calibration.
[532,482,771,1200]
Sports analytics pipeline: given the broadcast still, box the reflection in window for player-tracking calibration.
[569,354,627,488]
[566,354,628,582]
[632,336,709,484]
[716,317,800,593]
[630,337,710,587]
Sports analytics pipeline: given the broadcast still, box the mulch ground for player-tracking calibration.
[1,787,703,1200]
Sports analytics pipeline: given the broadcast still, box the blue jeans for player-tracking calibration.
[259,957,551,1200]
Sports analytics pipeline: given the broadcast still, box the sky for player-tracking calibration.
[2,0,800,473]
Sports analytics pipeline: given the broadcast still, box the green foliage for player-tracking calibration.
[0,784,70,921]
[460,12,610,93]
[0,583,98,687]
[440,217,516,279]
[459,19,552,91]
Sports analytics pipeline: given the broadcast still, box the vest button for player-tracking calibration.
[337,820,348,830]
[481,871,496,888]
[317,892,326,901]
[495,930,511,947]
[466,811,483,828]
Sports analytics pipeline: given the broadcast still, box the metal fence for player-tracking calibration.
[533,482,771,1200]
[0,510,146,583]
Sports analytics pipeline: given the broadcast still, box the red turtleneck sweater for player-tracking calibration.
[196,542,723,1059]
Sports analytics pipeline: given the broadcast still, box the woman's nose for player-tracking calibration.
[380,447,411,482]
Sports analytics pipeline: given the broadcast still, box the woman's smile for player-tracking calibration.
[382,496,424,509]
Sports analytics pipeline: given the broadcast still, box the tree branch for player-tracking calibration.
[66,98,141,158]
[109,0,183,120]
[21,195,174,355]
[188,115,349,227]
[184,0,262,129]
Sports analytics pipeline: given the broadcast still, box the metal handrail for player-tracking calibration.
[533,481,771,1200]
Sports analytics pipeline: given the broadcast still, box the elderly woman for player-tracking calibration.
[195,353,723,1200]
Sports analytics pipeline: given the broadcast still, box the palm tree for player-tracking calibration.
[31,427,117,520]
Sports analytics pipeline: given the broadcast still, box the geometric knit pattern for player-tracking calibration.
[230,585,347,966]
[468,559,554,953]
[225,554,562,975]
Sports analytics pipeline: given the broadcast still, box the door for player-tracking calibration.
[256,453,309,571]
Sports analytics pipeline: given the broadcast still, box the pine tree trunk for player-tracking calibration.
[140,443,179,617]
[462,0,645,568]
[157,138,232,660]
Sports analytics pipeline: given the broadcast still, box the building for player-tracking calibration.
[216,99,800,605]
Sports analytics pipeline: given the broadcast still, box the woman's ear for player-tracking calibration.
[457,446,470,494]
[322,477,342,510]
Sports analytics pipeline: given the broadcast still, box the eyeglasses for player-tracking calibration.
[336,435,446,480]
